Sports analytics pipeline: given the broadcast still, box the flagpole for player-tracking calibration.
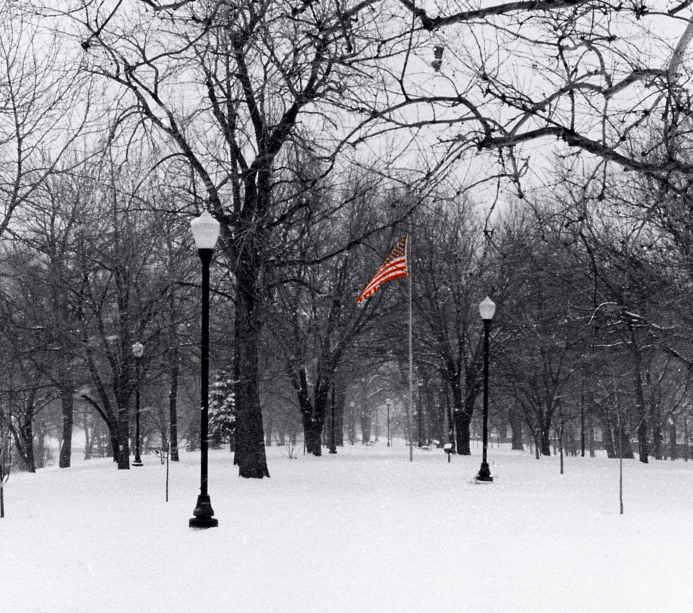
[408,235,414,463]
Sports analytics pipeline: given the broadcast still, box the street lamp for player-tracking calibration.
[476,296,496,482]
[189,210,220,529]
[132,341,144,467]
[386,399,391,447]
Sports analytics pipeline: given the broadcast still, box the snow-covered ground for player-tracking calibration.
[1,441,692,613]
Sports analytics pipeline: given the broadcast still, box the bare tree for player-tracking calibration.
[0,2,91,239]
[68,0,430,477]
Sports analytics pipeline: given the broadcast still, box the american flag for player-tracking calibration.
[356,236,408,303]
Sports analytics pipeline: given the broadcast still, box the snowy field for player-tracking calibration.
[1,441,692,613]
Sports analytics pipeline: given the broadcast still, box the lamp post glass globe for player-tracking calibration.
[132,341,144,358]
[190,210,220,250]
[132,341,144,466]
[479,296,496,321]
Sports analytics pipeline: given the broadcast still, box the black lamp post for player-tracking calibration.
[189,210,220,529]
[132,341,144,467]
[476,296,496,483]
[386,399,391,447]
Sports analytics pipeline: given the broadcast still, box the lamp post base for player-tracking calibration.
[189,494,218,528]
[132,459,143,467]
[475,462,493,482]
[328,447,337,454]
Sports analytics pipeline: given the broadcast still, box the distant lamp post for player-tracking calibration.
[386,399,391,447]
[189,210,220,529]
[132,341,144,467]
[476,296,496,482]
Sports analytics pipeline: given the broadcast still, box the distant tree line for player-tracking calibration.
[2,0,693,477]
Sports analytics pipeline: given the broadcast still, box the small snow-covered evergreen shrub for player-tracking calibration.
[209,371,237,449]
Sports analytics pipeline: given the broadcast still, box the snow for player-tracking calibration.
[1,443,692,613]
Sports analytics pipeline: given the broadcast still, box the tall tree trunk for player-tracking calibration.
[630,333,649,463]
[588,416,595,458]
[35,421,46,469]
[16,419,36,473]
[618,420,634,459]
[669,421,677,461]
[454,411,472,455]
[359,406,371,444]
[652,421,663,460]
[264,409,273,447]
[83,408,92,461]
[168,340,180,462]
[602,417,616,459]
[509,409,524,450]
[59,384,74,468]
[540,424,552,457]
[303,418,323,456]
[451,377,473,455]
[233,253,269,477]
[334,381,346,447]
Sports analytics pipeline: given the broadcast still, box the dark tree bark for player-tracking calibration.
[540,419,552,457]
[601,412,616,459]
[12,419,36,473]
[264,410,273,447]
[454,410,472,455]
[630,332,649,463]
[334,381,346,447]
[234,266,270,475]
[58,384,74,468]
[509,408,524,451]
[168,333,180,462]
[359,406,372,444]
[652,421,664,460]
[669,422,678,461]
[83,409,92,461]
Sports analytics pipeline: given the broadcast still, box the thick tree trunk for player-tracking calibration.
[454,411,472,455]
[509,409,524,450]
[16,420,36,473]
[618,421,634,459]
[602,415,616,459]
[637,418,649,463]
[669,422,677,461]
[652,421,663,460]
[450,376,474,455]
[59,385,74,468]
[303,418,323,456]
[233,260,269,477]
[540,424,552,457]
[359,408,371,444]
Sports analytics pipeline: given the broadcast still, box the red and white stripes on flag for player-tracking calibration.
[356,236,408,303]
